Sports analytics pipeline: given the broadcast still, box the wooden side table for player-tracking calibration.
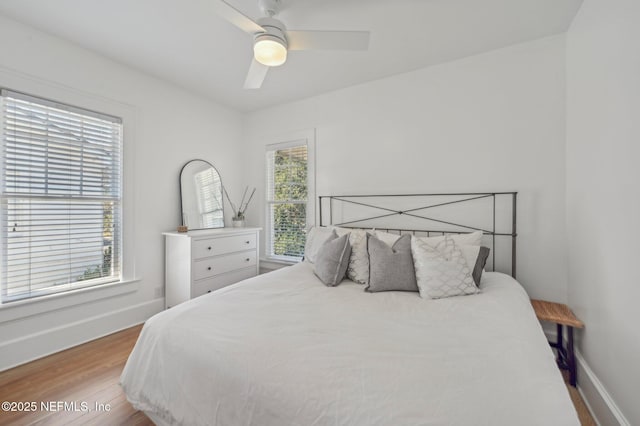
[531,299,584,386]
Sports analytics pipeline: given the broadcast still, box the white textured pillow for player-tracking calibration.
[420,230,483,246]
[411,235,478,299]
[411,231,483,271]
[334,227,369,284]
[304,226,335,264]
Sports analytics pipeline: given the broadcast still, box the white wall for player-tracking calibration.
[0,15,245,370]
[244,36,568,302]
[566,1,640,424]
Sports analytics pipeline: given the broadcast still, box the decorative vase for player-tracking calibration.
[232,219,245,228]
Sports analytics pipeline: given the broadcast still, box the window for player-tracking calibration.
[265,135,314,262]
[0,89,122,303]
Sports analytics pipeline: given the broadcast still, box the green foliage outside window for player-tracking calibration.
[272,147,307,259]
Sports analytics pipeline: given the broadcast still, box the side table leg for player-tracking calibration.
[556,324,564,366]
[557,323,563,348]
[568,326,577,386]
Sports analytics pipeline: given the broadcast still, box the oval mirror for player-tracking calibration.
[180,160,224,229]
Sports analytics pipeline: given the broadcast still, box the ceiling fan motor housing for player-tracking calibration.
[255,17,288,48]
[253,17,288,66]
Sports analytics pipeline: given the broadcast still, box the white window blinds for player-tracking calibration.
[0,89,122,303]
[266,142,308,260]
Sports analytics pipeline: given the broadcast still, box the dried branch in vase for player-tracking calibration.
[223,186,256,221]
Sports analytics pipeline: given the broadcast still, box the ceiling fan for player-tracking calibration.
[212,0,371,89]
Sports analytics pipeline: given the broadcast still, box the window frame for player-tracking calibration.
[0,85,134,309]
[264,130,315,263]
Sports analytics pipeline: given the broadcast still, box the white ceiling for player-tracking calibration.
[0,0,582,112]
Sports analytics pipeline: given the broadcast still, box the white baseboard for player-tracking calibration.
[544,330,629,426]
[0,298,164,372]
[574,350,630,426]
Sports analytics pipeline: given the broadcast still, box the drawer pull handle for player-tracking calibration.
[245,240,250,244]
[207,267,212,271]
[207,290,212,293]
[245,258,250,262]
[207,246,212,250]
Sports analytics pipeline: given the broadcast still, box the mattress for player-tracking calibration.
[120,262,579,426]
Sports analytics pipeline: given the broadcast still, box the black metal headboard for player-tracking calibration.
[318,192,518,278]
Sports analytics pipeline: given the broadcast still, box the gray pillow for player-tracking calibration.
[366,234,418,293]
[314,231,352,287]
[471,246,490,287]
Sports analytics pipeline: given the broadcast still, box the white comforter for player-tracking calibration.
[121,263,579,426]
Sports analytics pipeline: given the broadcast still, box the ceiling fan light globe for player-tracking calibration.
[254,38,287,67]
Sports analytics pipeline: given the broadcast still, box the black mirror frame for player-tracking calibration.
[179,159,224,230]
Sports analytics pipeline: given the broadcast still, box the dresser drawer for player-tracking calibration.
[193,251,257,280]
[193,233,257,259]
[192,267,258,298]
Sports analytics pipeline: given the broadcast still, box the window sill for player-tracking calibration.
[0,279,140,324]
[262,257,299,265]
[260,257,299,272]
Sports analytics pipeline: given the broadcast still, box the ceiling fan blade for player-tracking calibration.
[212,0,264,34]
[286,30,370,51]
[244,59,269,89]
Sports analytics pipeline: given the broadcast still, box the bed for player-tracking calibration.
[121,193,579,425]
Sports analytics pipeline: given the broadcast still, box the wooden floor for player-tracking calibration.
[0,325,152,426]
[564,371,597,426]
[0,325,596,426]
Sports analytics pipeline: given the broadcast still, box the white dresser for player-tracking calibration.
[164,227,260,308]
